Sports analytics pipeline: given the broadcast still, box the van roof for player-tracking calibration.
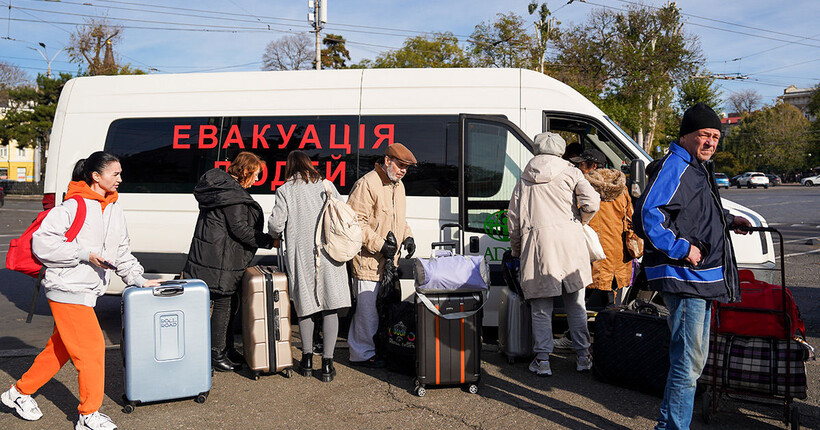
[60,68,605,118]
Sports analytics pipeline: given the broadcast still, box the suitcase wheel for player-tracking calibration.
[413,378,426,397]
[195,391,209,404]
[121,395,136,414]
[284,368,293,378]
[467,384,479,395]
[253,371,261,381]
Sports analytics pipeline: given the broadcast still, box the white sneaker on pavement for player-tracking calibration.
[76,411,118,430]
[576,353,592,372]
[528,358,552,377]
[1,384,43,421]
[553,336,573,352]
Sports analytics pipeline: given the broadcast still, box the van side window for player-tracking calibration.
[545,114,632,171]
[104,115,458,196]
[463,120,532,232]
[105,117,221,193]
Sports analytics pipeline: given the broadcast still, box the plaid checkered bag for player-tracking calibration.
[700,333,810,399]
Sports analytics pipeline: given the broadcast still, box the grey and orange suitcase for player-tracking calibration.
[413,292,482,397]
[121,280,211,413]
[241,265,293,379]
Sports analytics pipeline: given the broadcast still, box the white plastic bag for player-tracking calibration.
[583,225,606,262]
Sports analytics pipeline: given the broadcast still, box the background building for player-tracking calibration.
[780,85,816,121]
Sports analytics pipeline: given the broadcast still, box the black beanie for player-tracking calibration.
[679,102,721,137]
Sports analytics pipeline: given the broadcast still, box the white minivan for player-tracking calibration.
[43,68,775,326]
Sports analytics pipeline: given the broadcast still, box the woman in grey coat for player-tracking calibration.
[268,150,351,382]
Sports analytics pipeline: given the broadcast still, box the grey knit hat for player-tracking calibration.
[532,132,566,156]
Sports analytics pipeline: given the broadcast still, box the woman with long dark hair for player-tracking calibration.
[183,151,275,372]
[2,151,161,430]
[269,150,351,382]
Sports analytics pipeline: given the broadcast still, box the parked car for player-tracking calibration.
[715,172,730,189]
[0,184,4,208]
[736,172,770,189]
[730,174,742,187]
[765,174,782,186]
[801,174,820,186]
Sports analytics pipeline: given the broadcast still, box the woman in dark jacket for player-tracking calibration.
[183,152,275,372]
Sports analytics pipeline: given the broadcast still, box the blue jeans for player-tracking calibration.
[655,294,711,430]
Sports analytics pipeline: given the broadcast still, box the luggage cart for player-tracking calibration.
[702,226,803,429]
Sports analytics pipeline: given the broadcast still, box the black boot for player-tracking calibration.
[211,349,237,372]
[299,353,314,377]
[321,358,336,383]
[226,347,245,367]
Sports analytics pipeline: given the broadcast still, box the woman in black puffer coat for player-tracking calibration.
[183,152,275,372]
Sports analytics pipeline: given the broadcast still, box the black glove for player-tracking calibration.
[403,237,416,259]
[380,231,398,259]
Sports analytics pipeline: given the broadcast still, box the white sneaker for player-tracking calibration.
[576,353,592,372]
[76,411,117,430]
[553,336,573,352]
[528,358,552,376]
[1,384,43,421]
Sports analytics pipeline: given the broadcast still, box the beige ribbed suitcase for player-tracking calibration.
[241,265,293,379]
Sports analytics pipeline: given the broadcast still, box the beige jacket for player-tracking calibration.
[507,155,600,299]
[347,163,413,281]
[586,169,634,290]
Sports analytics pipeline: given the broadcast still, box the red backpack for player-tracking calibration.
[6,196,87,278]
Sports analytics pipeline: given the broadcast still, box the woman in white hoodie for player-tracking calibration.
[1,151,160,430]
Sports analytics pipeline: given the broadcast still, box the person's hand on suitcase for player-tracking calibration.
[403,237,416,258]
[380,231,398,259]
[142,279,162,288]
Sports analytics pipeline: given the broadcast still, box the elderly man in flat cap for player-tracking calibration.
[635,102,751,430]
[346,143,417,368]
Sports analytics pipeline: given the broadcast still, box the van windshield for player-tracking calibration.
[604,116,650,159]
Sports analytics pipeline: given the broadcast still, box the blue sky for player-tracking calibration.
[1,0,818,110]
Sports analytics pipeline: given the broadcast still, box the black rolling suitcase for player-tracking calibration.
[414,292,483,396]
[411,223,486,397]
[592,300,670,397]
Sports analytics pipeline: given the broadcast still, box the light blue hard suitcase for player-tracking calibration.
[121,280,211,413]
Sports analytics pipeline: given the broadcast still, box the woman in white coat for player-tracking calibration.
[2,151,160,430]
[507,132,600,377]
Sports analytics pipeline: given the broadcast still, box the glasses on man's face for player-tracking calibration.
[390,157,410,171]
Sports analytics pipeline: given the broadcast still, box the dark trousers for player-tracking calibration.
[211,292,239,352]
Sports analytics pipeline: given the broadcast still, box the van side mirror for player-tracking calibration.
[628,159,646,198]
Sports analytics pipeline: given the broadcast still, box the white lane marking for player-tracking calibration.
[776,249,820,259]
[782,236,820,244]
[744,200,815,208]
[0,208,40,213]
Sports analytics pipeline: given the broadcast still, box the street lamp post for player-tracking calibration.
[29,42,64,78]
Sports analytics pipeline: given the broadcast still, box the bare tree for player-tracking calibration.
[0,61,30,106]
[67,18,123,75]
[262,33,314,71]
[726,89,762,115]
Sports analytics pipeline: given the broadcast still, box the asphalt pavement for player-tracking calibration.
[0,187,818,429]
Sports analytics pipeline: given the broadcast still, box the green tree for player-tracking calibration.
[370,32,469,68]
[469,12,535,68]
[552,3,702,152]
[724,102,810,173]
[528,1,557,73]
[321,34,351,69]
[0,73,72,180]
[677,73,722,113]
[67,18,144,75]
[806,84,820,169]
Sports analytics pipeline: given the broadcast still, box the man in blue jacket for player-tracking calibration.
[634,102,751,430]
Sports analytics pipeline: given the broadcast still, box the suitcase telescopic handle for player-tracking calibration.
[439,223,464,255]
[153,285,184,297]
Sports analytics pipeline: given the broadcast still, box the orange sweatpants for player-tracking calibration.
[16,300,105,415]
